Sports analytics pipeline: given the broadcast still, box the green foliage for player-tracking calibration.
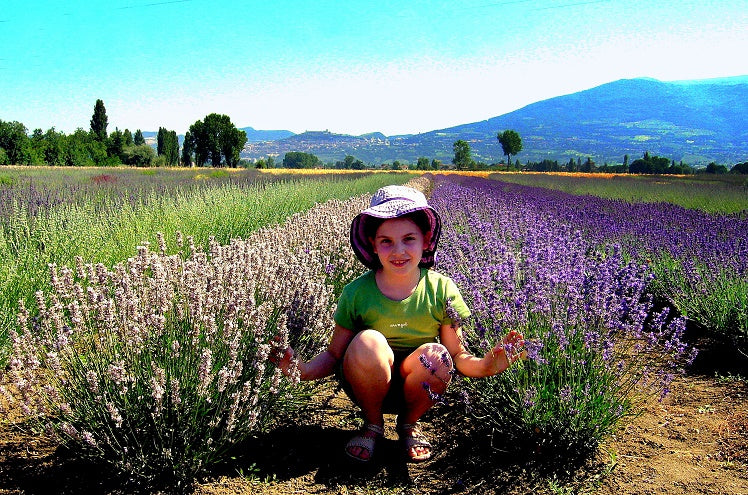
[133,129,146,146]
[209,169,229,179]
[90,99,108,142]
[40,128,68,166]
[107,128,125,161]
[122,144,156,167]
[335,155,365,170]
[630,151,671,174]
[283,151,321,169]
[0,120,31,164]
[648,255,748,351]
[705,162,729,174]
[452,140,474,170]
[157,127,180,166]
[497,129,522,165]
[619,151,696,175]
[186,114,247,168]
[416,156,435,170]
[181,131,194,167]
[731,162,748,174]
[0,123,139,168]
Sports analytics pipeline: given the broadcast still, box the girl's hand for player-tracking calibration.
[483,330,526,376]
[269,344,297,377]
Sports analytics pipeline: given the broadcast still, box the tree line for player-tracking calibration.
[3,103,746,174]
[0,100,247,168]
[255,135,747,175]
[448,132,747,175]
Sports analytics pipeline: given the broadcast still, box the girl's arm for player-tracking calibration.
[439,323,525,378]
[274,324,355,381]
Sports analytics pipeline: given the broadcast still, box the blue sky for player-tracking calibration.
[1,0,746,136]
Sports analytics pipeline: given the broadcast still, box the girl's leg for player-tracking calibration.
[399,343,453,460]
[400,342,453,424]
[342,330,394,460]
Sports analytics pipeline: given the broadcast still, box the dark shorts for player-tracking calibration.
[336,349,414,415]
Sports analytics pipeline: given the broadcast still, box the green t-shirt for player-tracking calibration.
[334,268,471,351]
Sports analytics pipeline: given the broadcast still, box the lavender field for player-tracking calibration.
[1,170,746,492]
[457,174,748,356]
[0,167,404,363]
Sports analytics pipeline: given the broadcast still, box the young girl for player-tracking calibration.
[274,185,525,463]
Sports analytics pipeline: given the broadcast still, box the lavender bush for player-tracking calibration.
[3,236,327,484]
[431,175,696,458]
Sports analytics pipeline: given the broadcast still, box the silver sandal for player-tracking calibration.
[345,423,384,462]
[399,422,432,462]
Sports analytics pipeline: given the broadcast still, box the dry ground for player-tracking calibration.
[1,334,746,495]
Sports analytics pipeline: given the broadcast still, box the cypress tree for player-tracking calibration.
[90,99,108,141]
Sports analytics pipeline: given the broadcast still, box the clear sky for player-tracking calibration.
[1,0,746,136]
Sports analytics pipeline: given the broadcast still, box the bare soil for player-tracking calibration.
[1,334,746,495]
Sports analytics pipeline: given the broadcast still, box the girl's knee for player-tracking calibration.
[345,330,393,368]
[409,343,454,385]
[353,329,389,347]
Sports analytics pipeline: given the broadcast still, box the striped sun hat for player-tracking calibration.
[350,185,441,270]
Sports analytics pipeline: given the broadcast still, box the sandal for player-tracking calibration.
[345,423,384,462]
[399,422,432,462]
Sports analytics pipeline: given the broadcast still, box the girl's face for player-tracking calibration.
[372,217,430,276]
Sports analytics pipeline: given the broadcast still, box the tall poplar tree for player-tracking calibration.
[90,99,108,141]
[157,127,165,156]
[157,127,180,166]
[181,131,194,167]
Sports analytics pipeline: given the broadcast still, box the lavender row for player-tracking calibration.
[437,174,748,349]
[430,175,697,458]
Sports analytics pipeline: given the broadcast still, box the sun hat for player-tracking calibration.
[350,185,441,270]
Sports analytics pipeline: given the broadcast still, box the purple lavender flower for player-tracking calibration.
[522,387,538,408]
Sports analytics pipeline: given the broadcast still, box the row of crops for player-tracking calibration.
[481,173,747,351]
[1,168,745,488]
[0,168,404,359]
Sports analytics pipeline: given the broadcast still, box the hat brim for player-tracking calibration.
[350,206,441,270]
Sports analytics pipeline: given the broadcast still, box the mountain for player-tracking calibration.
[437,76,748,166]
[244,130,393,164]
[240,127,295,142]
[241,77,748,166]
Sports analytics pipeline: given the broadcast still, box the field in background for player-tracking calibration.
[489,172,748,214]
